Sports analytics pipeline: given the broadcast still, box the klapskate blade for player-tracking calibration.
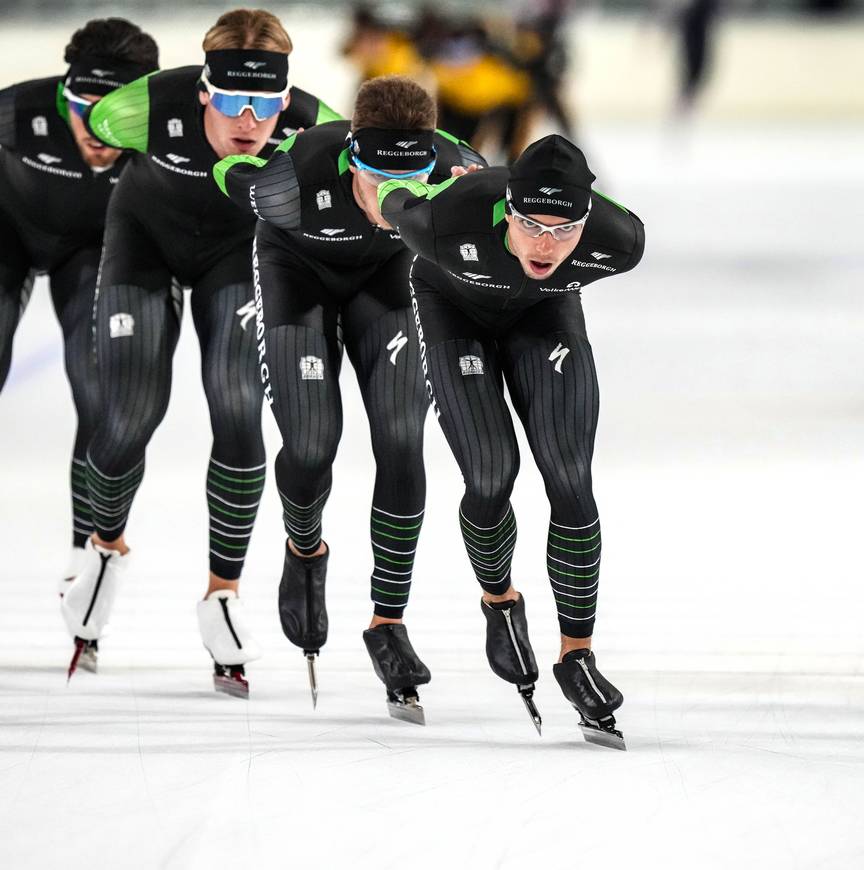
[579,723,626,751]
[306,654,318,709]
[519,693,542,736]
[79,648,98,674]
[387,699,426,726]
[66,639,85,683]
[214,674,249,699]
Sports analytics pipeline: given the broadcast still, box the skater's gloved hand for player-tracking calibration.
[450,163,483,178]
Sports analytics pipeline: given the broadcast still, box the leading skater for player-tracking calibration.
[378,135,644,747]
[212,75,485,722]
[0,18,158,588]
[60,8,339,693]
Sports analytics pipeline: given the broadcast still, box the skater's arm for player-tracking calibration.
[84,74,153,152]
[378,174,470,260]
[627,215,646,271]
[593,190,646,274]
[212,134,301,229]
[0,84,17,149]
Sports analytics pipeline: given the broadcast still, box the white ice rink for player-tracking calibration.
[1,22,864,870]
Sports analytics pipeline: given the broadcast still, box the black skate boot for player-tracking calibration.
[363,624,431,726]
[553,649,625,750]
[278,542,329,707]
[481,596,542,734]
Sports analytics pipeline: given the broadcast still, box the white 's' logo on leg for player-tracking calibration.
[549,342,570,374]
[386,330,409,365]
[236,299,256,331]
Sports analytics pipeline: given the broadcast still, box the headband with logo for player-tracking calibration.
[65,57,151,97]
[350,127,436,172]
[507,135,595,221]
[203,49,289,93]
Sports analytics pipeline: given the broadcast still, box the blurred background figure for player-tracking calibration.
[340,4,427,82]
[675,0,721,115]
[413,7,531,162]
[343,2,581,162]
[508,0,577,138]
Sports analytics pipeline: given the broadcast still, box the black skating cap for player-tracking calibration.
[507,135,595,221]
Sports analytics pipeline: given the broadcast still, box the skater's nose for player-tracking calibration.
[535,233,556,256]
[235,111,258,133]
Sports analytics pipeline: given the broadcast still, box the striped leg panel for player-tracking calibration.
[85,453,145,540]
[547,516,601,638]
[370,505,424,618]
[459,504,517,596]
[207,457,266,580]
[278,486,330,556]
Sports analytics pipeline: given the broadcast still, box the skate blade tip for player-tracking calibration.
[213,678,249,699]
[579,725,626,751]
[387,703,426,726]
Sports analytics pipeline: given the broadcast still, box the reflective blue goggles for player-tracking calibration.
[350,152,437,186]
[63,86,96,118]
[202,75,286,121]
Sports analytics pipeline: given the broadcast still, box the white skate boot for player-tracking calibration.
[60,539,130,679]
[58,547,89,596]
[197,590,261,698]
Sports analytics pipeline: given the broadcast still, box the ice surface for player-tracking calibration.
[1,105,863,870]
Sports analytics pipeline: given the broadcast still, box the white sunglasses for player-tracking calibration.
[506,189,591,240]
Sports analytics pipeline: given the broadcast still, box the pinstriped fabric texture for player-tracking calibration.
[0,271,35,388]
[264,306,428,615]
[86,455,146,536]
[369,506,424,617]
[191,282,266,579]
[207,458,265,579]
[69,458,93,545]
[349,308,428,618]
[231,152,302,229]
[87,282,181,540]
[427,337,521,596]
[0,83,16,148]
[49,247,102,547]
[269,325,341,556]
[277,486,329,555]
[506,333,601,638]
[459,506,517,595]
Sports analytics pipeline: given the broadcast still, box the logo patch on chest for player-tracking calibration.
[460,243,478,262]
[316,190,332,210]
[31,116,48,136]
[167,118,183,138]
